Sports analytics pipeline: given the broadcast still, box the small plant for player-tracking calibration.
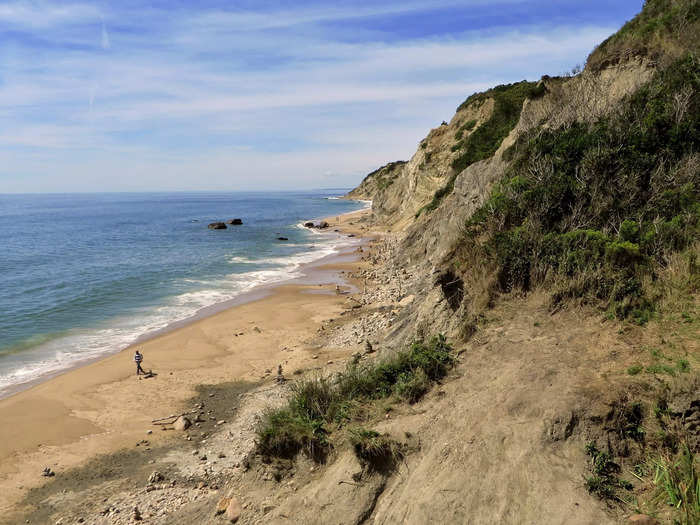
[394,368,430,403]
[648,445,699,524]
[628,365,644,375]
[584,442,631,500]
[256,408,322,458]
[646,364,677,376]
[349,427,403,472]
[677,359,691,373]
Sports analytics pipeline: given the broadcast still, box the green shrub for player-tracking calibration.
[628,365,644,375]
[423,82,542,215]
[394,369,430,403]
[349,427,403,471]
[648,446,699,524]
[452,81,539,174]
[584,442,631,500]
[456,54,699,318]
[256,336,453,459]
[256,408,320,457]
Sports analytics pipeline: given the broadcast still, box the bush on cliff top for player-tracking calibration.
[456,54,699,321]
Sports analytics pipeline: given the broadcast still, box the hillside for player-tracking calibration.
[9,2,698,524]
[345,0,699,522]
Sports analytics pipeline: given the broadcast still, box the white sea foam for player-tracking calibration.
[0,227,361,398]
[227,256,256,264]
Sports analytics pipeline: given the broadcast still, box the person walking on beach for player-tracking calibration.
[134,349,146,376]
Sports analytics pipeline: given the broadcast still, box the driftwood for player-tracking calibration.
[151,410,195,424]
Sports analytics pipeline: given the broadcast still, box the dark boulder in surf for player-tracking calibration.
[303,221,314,228]
[227,218,243,225]
[208,222,227,230]
[277,237,289,241]
[317,221,329,229]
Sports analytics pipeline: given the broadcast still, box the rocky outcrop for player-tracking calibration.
[208,222,227,230]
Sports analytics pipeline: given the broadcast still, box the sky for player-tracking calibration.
[0,0,644,193]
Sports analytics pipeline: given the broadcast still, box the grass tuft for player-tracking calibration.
[349,427,404,472]
[255,335,453,460]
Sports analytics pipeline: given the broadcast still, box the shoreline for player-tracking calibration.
[0,206,374,517]
[0,205,370,401]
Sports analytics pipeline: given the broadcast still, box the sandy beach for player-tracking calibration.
[0,208,373,519]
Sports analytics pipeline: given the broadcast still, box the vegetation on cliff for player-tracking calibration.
[587,0,699,71]
[457,53,699,323]
[256,335,453,463]
[417,81,544,216]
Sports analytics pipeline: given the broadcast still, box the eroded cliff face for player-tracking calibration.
[347,55,659,345]
[348,97,495,231]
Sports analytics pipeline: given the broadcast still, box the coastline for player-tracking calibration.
[0,205,369,401]
[0,206,374,518]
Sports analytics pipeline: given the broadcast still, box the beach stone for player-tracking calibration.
[174,416,191,431]
[318,221,329,229]
[226,497,242,522]
[227,218,243,225]
[216,497,231,515]
[148,471,164,484]
[304,221,314,228]
[208,222,227,230]
[628,515,660,525]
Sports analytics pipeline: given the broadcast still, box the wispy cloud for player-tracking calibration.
[0,1,98,28]
[0,0,642,192]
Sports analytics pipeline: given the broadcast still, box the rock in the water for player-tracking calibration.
[208,222,227,230]
[628,515,660,525]
[174,416,191,431]
[277,237,288,241]
[303,221,314,228]
[227,218,243,225]
[226,497,242,523]
[216,497,231,515]
[317,220,329,229]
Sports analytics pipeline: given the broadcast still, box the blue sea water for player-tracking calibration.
[0,191,367,396]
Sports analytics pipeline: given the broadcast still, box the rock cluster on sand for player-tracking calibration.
[174,416,191,430]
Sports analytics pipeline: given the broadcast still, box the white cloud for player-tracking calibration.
[0,1,99,28]
[0,1,622,192]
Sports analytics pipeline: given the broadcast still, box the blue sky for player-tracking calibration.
[0,0,643,193]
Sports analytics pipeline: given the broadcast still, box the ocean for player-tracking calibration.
[0,191,367,397]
